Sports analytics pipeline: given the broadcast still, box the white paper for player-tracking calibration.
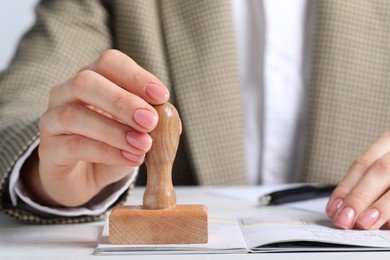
[239,216,390,251]
[208,184,305,203]
[95,217,248,255]
[95,213,390,255]
[209,184,330,215]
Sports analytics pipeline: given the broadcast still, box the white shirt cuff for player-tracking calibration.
[9,138,137,217]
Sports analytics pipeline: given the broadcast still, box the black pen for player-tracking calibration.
[258,184,337,206]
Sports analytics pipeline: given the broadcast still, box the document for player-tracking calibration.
[240,216,390,253]
[95,217,248,255]
[94,215,390,255]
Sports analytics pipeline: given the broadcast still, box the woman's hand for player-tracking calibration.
[326,132,390,230]
[22,49,169,207]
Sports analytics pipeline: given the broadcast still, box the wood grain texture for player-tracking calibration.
[109,102,208,244]
[143,102,180,210]
[109,205,208,244]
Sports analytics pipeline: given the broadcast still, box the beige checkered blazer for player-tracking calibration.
[0,0,389,223]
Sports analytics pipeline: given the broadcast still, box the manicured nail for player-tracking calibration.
[356,208,379,230]
[334,207,355,229]
[126,132,152,151]
[122,151,145,163]
[133,109,157,130]
[146,83,169,103]
[327,198,343,217]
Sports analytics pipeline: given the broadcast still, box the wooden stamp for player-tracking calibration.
[109,102,208,244]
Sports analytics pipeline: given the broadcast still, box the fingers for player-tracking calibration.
[40,135,145,167]
[329,132,390,203]
[39,103,152,165]
[356,191,390,230]
[326,132,390,230]
[87,49,169,105]
[49,70,157,133]
[49,49,169,133]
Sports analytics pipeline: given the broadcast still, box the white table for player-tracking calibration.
[1,186,390,259]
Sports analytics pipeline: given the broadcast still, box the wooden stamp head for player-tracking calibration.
[143,102,181,210]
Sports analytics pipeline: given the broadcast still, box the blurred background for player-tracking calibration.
[0,0,39,71]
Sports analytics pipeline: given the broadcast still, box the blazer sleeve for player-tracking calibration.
[0,0,127,223]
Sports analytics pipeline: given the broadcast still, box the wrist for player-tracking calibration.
[20,148,60,207]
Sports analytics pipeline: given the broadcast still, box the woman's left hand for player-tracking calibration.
[326,132,390,230]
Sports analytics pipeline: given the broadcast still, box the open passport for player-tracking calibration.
[95,215,390,255]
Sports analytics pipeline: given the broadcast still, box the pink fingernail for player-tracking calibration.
[327,198,343,217]
[126,132,152,151]
[133,109,157,130]
[334,207,355,229]
[356,208,379,230]
[146,83,169,103]
[122,151,145,163]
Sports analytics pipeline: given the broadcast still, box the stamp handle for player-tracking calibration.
[143,102,180,210]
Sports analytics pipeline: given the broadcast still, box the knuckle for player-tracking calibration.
[100,124,116,142]
[102,49,122,59]
[111,91,129,113]
[348,189,371,205]
[70,70,95,97]
[95,49,122,71]
[353,156,372,169]
[58,104,78,128]
[332,183,350,198]
[65,135,84,153]
[96,142,112,157]
[374,158,390,172]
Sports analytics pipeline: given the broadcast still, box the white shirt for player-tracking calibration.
[231,0,314,185]
[9,0,315,215]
